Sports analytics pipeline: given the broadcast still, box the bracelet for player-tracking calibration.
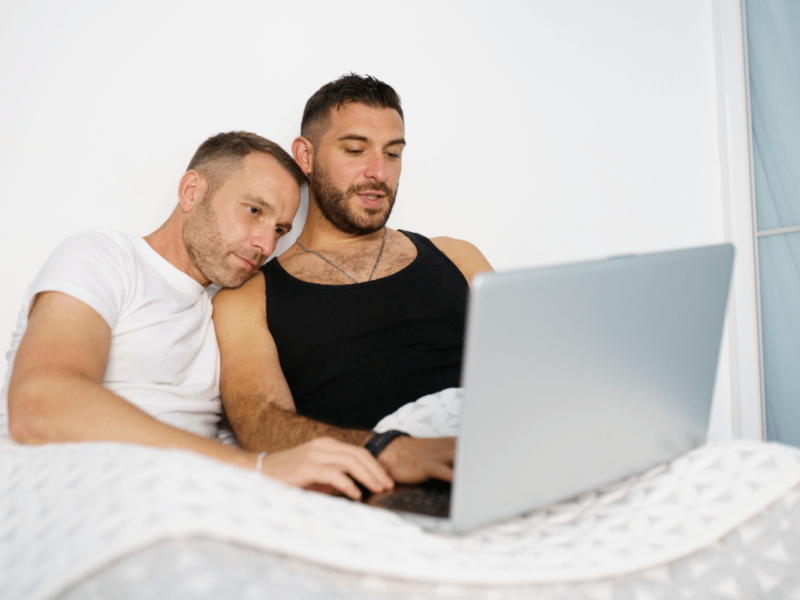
[365,430,408,459]
[255,451,267,474]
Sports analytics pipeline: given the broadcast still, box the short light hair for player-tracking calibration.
[186,131,307,197]
[300,74,403,146]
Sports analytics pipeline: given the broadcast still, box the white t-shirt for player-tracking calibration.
[0,229,221,442]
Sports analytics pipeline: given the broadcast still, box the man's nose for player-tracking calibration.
[364,154,388,183]
[252,227,276,259]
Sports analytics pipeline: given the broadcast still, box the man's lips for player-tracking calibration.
[357,191,386,208]
[234,254,259,270]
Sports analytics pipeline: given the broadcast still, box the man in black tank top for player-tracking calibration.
[213,75,493,487]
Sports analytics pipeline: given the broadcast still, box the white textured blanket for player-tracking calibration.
[3,438,800,600]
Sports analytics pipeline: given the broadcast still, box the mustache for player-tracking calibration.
[348,181,393,197]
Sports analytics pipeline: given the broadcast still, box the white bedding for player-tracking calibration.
[3,439,800,600]
[54,496,800,600]
[4,390,800,600]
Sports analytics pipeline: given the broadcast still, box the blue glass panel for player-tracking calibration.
[745,0,800,231]
[760,232,800,446]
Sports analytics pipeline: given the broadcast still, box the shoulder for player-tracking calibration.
[212,269,271,342]
[47,229,137,277]
[28,229,134,329]
[53,228,129,258]
[429,236,494,284]
[212,269,266,315]
[34,228,139,286]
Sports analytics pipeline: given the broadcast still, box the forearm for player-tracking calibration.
[8,371,255,470]
[231,403,373,452]
[9,371,393,497]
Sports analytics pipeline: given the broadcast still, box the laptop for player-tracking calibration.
[366,243,734,533]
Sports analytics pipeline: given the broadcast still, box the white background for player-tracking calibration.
[0,1,731,434]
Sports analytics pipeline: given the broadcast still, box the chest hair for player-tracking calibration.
[282,231,418,285]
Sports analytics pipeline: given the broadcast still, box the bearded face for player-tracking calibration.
[182,194,255,289]
[309,161,398,235]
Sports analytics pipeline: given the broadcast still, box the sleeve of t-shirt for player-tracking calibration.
[25,229,132,330]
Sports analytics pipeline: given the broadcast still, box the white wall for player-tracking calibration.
[0,1,732,434]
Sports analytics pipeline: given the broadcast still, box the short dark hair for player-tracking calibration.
[186,131,307,197]
[300,74,403,145]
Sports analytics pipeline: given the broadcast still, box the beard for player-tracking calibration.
[309,163,398,235]
[182,195,254,288]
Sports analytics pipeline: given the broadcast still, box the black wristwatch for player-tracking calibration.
[365,429,408,458]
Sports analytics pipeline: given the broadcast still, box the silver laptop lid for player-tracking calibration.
[450,244,734,532]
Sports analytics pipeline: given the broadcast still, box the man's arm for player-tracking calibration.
[8,291,391,499]
[212,275,371,450]
[430,237,494,283]
[213,275,455,483]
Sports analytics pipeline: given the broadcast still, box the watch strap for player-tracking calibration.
[365,429,408,458]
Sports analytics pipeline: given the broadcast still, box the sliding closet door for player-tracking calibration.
[745,0,800,446]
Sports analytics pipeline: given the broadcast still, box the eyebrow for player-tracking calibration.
[337,134,407,148]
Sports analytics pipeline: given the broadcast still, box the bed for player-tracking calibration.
[3,392,800,600]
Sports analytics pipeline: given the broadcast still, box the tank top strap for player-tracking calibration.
[399,230,468,286]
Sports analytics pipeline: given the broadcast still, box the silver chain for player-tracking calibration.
[295,227,388,284]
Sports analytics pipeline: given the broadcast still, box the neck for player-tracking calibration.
[144,205,210,286]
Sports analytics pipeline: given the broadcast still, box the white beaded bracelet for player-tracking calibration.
[255,451,267,474]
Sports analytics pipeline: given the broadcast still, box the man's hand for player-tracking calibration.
[259,437,394,500]
[377,437,455,484]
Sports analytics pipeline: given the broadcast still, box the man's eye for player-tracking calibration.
[345,148,362,155]
[387,152,400,159]
[248,206,259,215]
[275,227,285,236]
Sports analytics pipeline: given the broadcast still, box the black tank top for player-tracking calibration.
[262,230,469,429]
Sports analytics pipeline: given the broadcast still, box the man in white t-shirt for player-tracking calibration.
[1,131,393,500]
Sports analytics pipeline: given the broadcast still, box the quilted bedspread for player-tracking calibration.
[3,437,800,600]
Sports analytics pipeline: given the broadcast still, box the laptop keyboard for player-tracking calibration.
[374,480,452,518]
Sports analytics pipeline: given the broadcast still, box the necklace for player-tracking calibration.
[296,227,388,284]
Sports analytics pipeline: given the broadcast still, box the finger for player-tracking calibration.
[259,446,369,499]
[352,447,394,489]
[323,448,392,493]
[312,466,363,500]
[313,439,393,490]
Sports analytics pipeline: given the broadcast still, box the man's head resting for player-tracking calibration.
[181,131,305,288]
[300,73,403,149]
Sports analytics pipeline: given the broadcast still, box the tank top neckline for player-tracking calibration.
[266,229,425,289]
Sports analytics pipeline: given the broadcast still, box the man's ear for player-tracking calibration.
[177,170,205,214]
[292,137,314,175]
